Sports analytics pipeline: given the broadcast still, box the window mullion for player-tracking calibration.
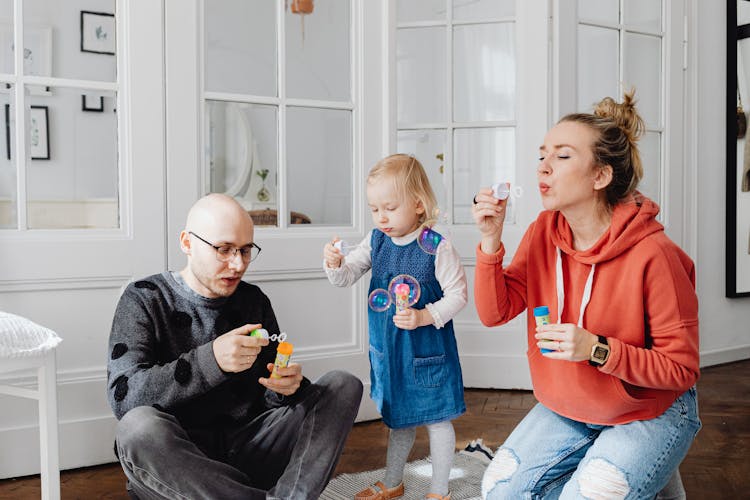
[446,0,454,224]
[277,0,287,229]
[14,0,27,230]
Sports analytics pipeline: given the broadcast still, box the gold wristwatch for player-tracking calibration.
[589,335,610,366]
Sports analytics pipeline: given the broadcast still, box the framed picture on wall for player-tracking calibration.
[29,105,49,160]
[4,105,50,160]
[4,103,10,161]
[82,94,104,112]
[80,11,115,55]
[0,24,52,95]
[728,1,750,297]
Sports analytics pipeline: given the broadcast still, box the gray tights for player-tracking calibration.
[384,420,455,496]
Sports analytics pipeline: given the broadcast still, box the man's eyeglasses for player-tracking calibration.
[189,232,261,263]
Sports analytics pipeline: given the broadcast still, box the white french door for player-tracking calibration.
[555,0,687,245]
[387,0,550,389]
[164,0,384,420]
[0,0,166,477]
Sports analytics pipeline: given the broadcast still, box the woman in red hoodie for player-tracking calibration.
[472,91,700,499]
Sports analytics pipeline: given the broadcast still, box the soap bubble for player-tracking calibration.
[388,274,421,307]
[368,288,392,312]
[417,208,451,255]
[417,223,443,255]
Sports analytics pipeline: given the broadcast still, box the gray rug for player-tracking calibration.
[321,442,493,500]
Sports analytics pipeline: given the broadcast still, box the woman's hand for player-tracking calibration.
[472,187,507,254]
[323,237,344,269]
[534,323,599,362]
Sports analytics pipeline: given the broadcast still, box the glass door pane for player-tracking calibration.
[397,27,447,125]
[638,131,661,201]
[397,129,447,218]
[453,22,515,122]
[207,101,278,223]
[453,0,514,20]
[205,0,277,96]
[577,0,618,24]
[24,0,117,82]
[397,0,445,23]
[286,106,351,226]
[0,85,14,228]
[577,24,619,111]
[623,0,662,32]
[453,127,515,224]
[26,87,119,229]
[623,32,662,126]
[285,0,350,101]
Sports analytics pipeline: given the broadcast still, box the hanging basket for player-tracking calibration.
[291,0,313,14]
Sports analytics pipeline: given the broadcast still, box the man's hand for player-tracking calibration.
[212,324,269,373]
[259,362,303,396]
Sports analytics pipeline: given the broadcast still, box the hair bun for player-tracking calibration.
[593,89,645,144]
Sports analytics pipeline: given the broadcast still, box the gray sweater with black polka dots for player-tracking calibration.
[107,272,282,428]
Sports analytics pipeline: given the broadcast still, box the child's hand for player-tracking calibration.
[323,238,344,268]
[393,308,432,330]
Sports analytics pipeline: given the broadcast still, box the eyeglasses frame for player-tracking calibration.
[188,231,262,263]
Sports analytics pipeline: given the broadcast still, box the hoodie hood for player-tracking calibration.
[547,192,664,265]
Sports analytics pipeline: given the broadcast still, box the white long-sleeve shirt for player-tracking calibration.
[324,228,468,328]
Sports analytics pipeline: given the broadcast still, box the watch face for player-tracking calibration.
[593,345,608,361]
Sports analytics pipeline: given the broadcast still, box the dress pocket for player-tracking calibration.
[413,354,447,388]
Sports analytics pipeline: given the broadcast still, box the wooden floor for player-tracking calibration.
[1,359,748,499]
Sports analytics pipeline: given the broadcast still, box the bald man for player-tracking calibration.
[107,194,363,499]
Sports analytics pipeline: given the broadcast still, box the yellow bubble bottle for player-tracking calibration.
[271,342,294,379]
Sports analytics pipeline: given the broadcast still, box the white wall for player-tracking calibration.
[693,0,750,365]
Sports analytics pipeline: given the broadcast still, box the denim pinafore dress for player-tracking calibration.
[367,230,465,429]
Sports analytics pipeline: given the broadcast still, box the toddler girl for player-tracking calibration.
[324,154,468,500]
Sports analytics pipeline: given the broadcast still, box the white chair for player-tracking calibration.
[0,311,61,500]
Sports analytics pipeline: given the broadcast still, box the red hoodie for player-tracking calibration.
[474,194,699,425]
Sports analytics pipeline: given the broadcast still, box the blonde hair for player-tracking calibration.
[367,154,437,224]
[559,89,645,206]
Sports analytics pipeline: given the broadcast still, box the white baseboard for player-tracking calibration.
[700,345,750,368]
[0,414,117,479]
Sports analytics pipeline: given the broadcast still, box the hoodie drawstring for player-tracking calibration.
[555,247,595,328]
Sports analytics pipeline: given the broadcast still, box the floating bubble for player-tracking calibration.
[368,288,392,312]
[417,208,452,255]
[388,274,421,307]
[418,222,443,255]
